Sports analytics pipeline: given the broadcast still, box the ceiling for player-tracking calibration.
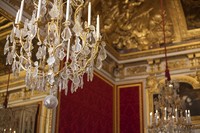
[0,0,200,80]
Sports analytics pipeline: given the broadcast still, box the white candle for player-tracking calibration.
[37,0,42,20]
[66,39,70,62]
[88,2,91,26]
[96,15,100,39]
[19,0,24,22]
[185,110,187,117]
[14,131,16,133]
[188,110,191,124]
[188,114,191,124]
[66,0,70,21]
[172,115,175,123]
[185,110,188,123]
[156,116,159,125]
[15,10,20,24]
[188,110,190,115]
[164,107,167,118]
[175,108,178,122]
[150,112,152,126]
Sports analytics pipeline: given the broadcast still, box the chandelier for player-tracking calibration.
[148,0,192,132]
[0,67,17,132]
[148,80,193,133]
[4,0,106,108]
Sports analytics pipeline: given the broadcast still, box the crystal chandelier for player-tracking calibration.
[4,0,107,108]
[148,0,192,132]
[0,67,17,132]
[148,80,193,133]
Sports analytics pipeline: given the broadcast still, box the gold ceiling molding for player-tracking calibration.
[0,22,12,31]
[0,8,14,21]
[118,41,200,60]
[0,16,7,23]
[0,13,13,41]
[111,52,200,80]
[0,30,12,40]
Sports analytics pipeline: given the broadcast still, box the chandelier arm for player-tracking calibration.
[19,63,28,71]
[72,0,84,8]
[15,54,35,73]
[15,53,28,62]
[36,25,43,44]
[61,1,67,7]
[78,42,100,71]
[53,41,100,78]
[73,1,84,24]
[54,43,63,50]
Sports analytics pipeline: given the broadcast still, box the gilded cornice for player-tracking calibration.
[116,41,200,60]
[0,8,14,21]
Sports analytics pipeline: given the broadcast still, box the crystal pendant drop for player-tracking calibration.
[96,57,103,69]
[6,52,13,65]
[4,36,10,55]
[72,22,83,36]
[47,56,55,66]
[99,41,107,60]
[49,3,60,19]
[57,48,66,60]
[72,37,82,52]
[61,27,72,41]
[87,33,95,44]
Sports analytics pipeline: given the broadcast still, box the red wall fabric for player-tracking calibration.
[119,85,141,133]
[59,74,113,133]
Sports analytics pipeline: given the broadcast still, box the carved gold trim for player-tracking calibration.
[0,22,12,31]
[0,8,14,21]
[118,41,200,60]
